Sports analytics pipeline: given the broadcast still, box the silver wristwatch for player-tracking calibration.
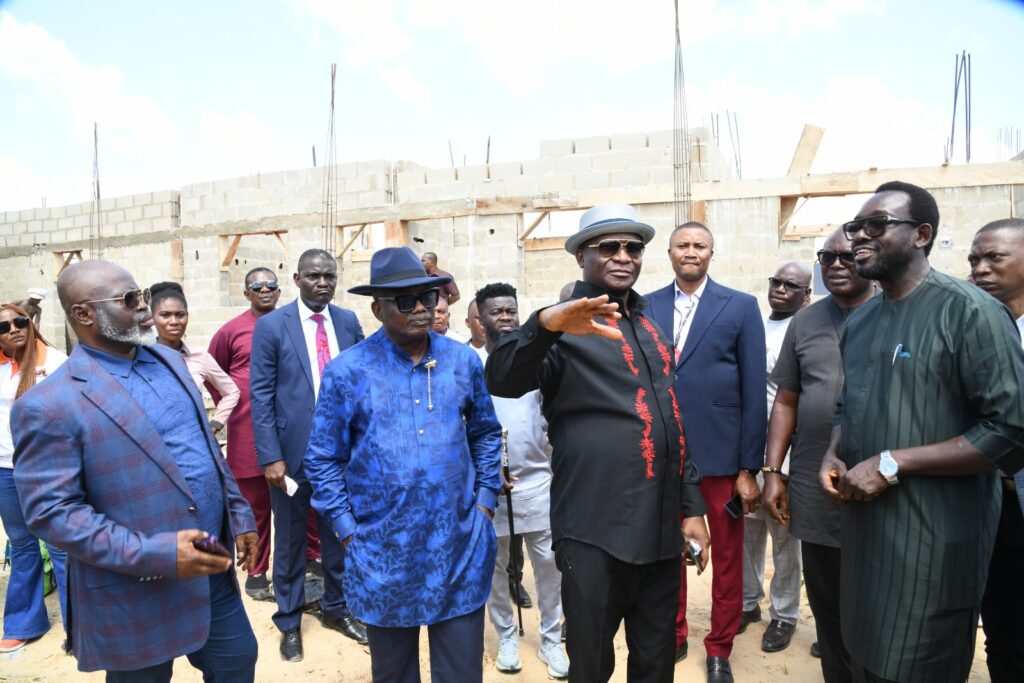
[878,450,900,486]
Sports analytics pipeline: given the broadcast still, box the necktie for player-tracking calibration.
[310,313,331,376]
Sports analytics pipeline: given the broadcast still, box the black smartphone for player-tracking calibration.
[724,494,744,519]
[684,539,706,574]
[192,534,231,558]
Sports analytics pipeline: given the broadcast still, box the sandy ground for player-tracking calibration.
[0,550,992,683]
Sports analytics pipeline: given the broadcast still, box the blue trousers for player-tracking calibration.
[0,466,68,639]
[105,571,257,683]
[365,605,485,683]
[269,479,348,631]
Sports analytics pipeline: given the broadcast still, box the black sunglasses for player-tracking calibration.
[841,215,921,241]
[376,288,440,313]
[585,238,645,259]
[248,280,280,292]
[0,316,30,336]
[817,250,856,267]
[768,277,810,293]
[77,288,152,309]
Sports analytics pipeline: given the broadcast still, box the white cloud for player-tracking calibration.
[197,108,297,179]
[382,65,430,106]
[0,155,48,212]
[0,11,179,155]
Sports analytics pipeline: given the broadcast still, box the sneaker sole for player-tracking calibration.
[495,661,522,673]
[538,651,568,680]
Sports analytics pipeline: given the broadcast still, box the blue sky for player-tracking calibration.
[1,0,1022,212]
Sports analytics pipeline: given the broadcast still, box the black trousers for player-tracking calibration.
[556,539,679,683]
[802,541,853,683]
[364,606,484,683]
[851,662,900,683]
[980,487,1024,683]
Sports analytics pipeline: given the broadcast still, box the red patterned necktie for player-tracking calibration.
[310,313,331,376]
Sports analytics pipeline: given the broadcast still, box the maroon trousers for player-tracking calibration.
[677,475,744,659]
[235,476,321,576]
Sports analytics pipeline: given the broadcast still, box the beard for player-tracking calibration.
[854,244,915,281]
[95,307,158,346]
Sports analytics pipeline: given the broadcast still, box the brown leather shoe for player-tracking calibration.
[761,619,796,652]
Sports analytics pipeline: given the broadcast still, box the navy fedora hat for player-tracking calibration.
[564,203,656,253]
[348,246,452,296]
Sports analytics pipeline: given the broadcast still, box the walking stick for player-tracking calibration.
[502,429,525,637]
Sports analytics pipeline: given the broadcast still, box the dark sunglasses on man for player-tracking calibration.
[585,238,645,259]
[816,250,856,267]
[768,277,810,293]
[841,214,921,241]
[76,288,152,310]
[376,288,441,313]
[248,280,280,292]
[0,316,30,336]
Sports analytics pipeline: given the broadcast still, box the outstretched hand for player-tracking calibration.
[538,296,622,340]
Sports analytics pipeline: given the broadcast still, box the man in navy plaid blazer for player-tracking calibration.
[12,261,259,681]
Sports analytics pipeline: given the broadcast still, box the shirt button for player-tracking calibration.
[418,429,424,435]
[415,399,420,405]
[188,506,197,513]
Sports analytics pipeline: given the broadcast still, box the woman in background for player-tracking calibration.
[0,303,68,653]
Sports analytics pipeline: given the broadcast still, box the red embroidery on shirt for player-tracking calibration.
[667,387,688,474]
[605,317,638,376]
[635,388,656,479]
[638,316,672,377]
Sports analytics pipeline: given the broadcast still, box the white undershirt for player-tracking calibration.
[297,298,340,399]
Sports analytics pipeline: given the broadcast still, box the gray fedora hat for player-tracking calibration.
[564,203,656,253]
[348,246,452,296]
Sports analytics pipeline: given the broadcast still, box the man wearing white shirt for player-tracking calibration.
[250,249,367,661]
[969,218,1024,683]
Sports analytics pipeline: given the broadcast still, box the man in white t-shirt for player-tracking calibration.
[741,261,811,653]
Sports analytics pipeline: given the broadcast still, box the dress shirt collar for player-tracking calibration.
[1016,314,1023,347]
[297,297,332,323]
[79,342,156,378]
[673,276,707,304]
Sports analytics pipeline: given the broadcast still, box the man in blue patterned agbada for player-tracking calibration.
[305,247,503,683]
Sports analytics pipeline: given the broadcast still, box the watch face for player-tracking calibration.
[879,456,898,477]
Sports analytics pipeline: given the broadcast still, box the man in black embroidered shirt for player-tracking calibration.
[486,204,709,683]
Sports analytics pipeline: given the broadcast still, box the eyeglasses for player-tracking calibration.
[768,277,810,292]
[817,250,856,267]
[248,281,279,292]
[841,215,921,240]
[77,288,151,309]
[0,316,30,336]
[585,239,645,259]
[376,288,441,313]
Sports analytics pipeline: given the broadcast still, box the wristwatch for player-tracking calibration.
[878,450,900,486]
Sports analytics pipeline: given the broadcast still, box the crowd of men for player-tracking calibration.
[3,180,1023,683]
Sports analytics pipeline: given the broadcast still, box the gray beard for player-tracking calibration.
[95,307,157,347]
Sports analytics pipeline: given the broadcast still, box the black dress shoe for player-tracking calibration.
[810,641,821,658]
[321,613,369,645]
[674,640,688,662]
[280,629,303,662]
[761,619,796,652]
[706,656,733,683]
[509,580,533,608]
[736,604,761,634]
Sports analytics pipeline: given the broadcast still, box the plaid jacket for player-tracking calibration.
[11,343,256,672]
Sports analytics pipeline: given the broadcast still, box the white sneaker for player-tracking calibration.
[496,635,522,673]
[538,640,569,679]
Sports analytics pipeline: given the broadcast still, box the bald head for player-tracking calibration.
[767,261,812,319]
[777,261,812,286]
[57,260,134,315]
[58,260,155,357]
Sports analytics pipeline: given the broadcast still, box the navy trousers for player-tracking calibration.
[105,571,257,683]
[269,479,349,631]
[365,606,485,683]
[980,484,1024,683]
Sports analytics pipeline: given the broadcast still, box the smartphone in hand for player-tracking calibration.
[192,534,231,558]
[684,539,706,574]
[724,494,744,519]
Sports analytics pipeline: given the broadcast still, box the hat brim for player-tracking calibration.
[348,275,452,296]
[564,220,656,253]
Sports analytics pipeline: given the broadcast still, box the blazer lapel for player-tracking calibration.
[678,278,729,367]
[284,301,315,391]
[69,348,194,499]
[328,304,349,351]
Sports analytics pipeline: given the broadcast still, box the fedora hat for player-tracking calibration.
[564,203,656,253]
[348,246,452,296]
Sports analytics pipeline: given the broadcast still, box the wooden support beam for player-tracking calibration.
[272,231,288,256]
[219,234,242,271]
[519,211,549,243]
[169,240,184,282]
[384,219,408,247]
[787,124,825,177]
[336,223,368,258]
[523,236,566,252]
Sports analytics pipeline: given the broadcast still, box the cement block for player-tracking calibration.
[504,175,540,196]
[397,171,427,188]
[538,174,575,193]
[201,194,226,211]
[182,181,214,198]
[522,158,556,176]
[573,136,609,154]
[34,207,52,219]
[182,196,201,214]
[358,191,390,207]
[574,172,610,190]
[554,155,592,175]
[610,133,648,150]
[591,151,630,171]
[132,192,153,206]
[105,209,126,223]
[115,195,134,209]
[49,206,67,219]
[650,167,674,184]
[647,130,675,149]
[628,148,671,168]
[344,175,379,193]
[73,214,90,228]
[427,167,457,184]
[67,227,84,242]
[358,160,391,176]
[19,209,34,221]
[610,168,649,187]
[488,162,522,180]
[394,160,427,173]
[143,204,163,219]
[456,165,489,182]
[152,190,177,204]
[539,139,574,157]
[151,216,177,231]
[436,182,474,200]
